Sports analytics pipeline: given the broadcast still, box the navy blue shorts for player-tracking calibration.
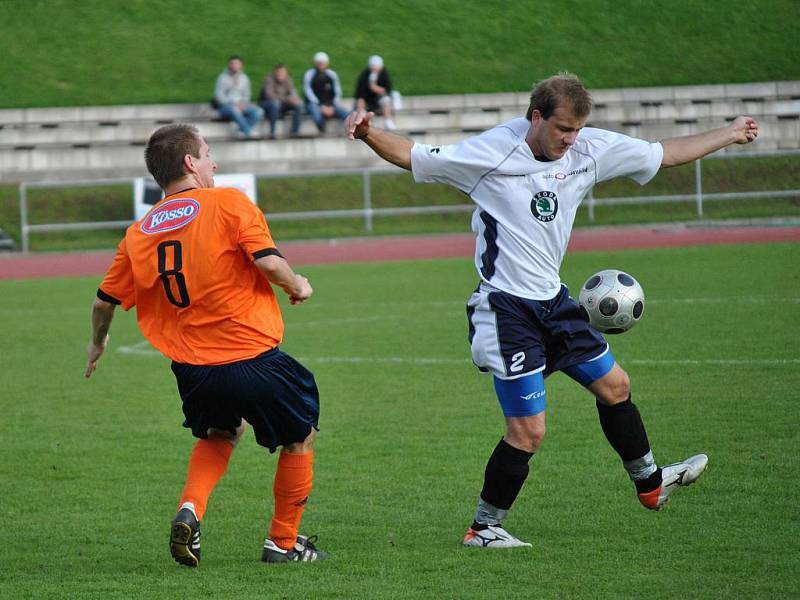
[467,283,608,380]
[171,348,320,453]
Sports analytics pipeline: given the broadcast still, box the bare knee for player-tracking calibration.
[208,420,247,447]
[283,427,316,454]
[591,364,631,405]
[504,415,546,453]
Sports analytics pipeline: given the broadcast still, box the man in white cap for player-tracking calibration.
[302,51,348,133]
[354,55,396,131]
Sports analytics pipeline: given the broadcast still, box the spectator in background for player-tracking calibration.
[303,52,348,134]
[214,55,264,138]
[259,63,303,139]
[355,55,396,131]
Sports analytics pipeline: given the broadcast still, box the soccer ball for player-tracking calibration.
[577,269,645,334]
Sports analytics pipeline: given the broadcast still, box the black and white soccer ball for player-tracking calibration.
[578,269,645,334]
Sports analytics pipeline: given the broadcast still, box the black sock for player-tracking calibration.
[635,469,663,494]
[474,438,533,528]
[596,396,650,460]
[596,396,661,493]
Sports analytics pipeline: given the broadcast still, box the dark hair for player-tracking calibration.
[228,54,241,62]
[525,73,592,121]
[144,124,202,189]
[274,63,286,70]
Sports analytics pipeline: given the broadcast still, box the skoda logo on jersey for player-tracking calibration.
[141,198,200,235]
[531,191,558,222]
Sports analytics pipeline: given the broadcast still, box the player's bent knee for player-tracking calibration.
[608,367,630,402]
[505,416,546,453]
[592,365,630,405]
[282,427,316,454]
[207,420,247,446]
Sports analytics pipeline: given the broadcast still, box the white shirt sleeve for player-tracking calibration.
[214,72,230,105]
[242,73,252,104]
[411,131,518,195]
[330,70,343,104]
[589,129,664,185]
[303,69,318,104]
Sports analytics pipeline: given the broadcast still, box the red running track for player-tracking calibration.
[1,224,798,281]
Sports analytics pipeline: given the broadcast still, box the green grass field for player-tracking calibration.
[1,242,798,598]
[1,0,798,108]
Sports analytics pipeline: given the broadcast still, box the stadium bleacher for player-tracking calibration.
[0,80,797,182]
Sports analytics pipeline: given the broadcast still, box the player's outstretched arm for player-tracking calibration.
[661,116,758,168]
[85,298,116,378]
[255,254,313,305]
[344,109,413,170]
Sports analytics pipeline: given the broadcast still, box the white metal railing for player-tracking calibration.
[17,149,800,252]
[585,149,800,220]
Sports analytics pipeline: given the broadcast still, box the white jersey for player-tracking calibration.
[411,118,663,300]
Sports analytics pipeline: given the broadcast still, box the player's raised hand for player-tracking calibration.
[289,274,313,305]
[344,109,374,140]
[85,334,109,378]
[730,116,758,144]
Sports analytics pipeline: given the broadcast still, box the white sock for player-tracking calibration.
[180,501,197,519]
[474,498,507,527]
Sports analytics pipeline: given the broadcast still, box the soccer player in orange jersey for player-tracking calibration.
[85,124,326,565]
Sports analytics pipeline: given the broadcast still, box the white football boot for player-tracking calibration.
[638,454,708,510]
[462,524,532,548]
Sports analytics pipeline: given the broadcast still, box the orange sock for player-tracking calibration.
[178,437,234,521]
[269,450,314,550]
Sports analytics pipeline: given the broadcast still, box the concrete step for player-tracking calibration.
[0,102,218,126]
[1,81,797,127]
[0,119,325,146]
[1,117,791,183]
[2,100,796,149]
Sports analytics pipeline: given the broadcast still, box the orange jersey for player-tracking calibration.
[99,187,284,365]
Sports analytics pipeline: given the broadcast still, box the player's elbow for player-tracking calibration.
[660,147,682,169]
[92,297,117,314]
[254,254,287,276]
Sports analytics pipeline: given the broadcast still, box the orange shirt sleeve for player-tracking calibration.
[98,237,136,310]
[222,190,280,259]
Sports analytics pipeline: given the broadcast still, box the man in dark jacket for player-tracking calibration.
[354,55,396,130]
[302,52,348,133]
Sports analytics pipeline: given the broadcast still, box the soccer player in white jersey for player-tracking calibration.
[344,73,759,548]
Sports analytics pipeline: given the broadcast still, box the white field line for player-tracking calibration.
[114,341,799,367]
[291,315,405,327]
[302,357,800,366]
[298,296,799,312]
[301,356,468,365]
[287,295,800,327]
[646,296,800,305]
[3,295,792,320]
[625,358,800,366]
[116,340,161,356]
